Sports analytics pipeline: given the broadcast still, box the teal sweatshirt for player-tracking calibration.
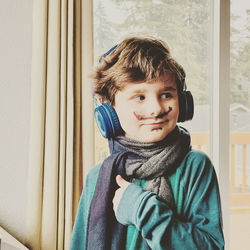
[70,150,224,249]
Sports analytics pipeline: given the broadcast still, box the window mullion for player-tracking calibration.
[211,0,230,248]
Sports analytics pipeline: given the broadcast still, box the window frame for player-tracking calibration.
[210,0,230,246]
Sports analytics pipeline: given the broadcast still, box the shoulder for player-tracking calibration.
[83,163,102,192]
[178,149,216,185]
[184,149,212,165]
[78,163,103,207]
[86,163,102,180]
[181,149,213,171]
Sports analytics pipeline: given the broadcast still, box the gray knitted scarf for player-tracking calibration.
[111,125,191,208]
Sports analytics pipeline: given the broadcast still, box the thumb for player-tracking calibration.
[116,175,129,189]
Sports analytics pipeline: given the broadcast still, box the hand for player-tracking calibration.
[113,175,130,215]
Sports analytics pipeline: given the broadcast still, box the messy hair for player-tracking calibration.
[92,36,186,105]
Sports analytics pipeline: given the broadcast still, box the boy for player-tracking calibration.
[70,36,224,249]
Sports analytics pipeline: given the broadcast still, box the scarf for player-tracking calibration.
[86,126,191,250]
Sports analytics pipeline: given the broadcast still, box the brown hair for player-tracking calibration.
[92,36,186,105]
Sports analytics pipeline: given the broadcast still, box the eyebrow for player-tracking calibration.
[129,89,145,94]
[162,86,177,91]
[128,85,177,95]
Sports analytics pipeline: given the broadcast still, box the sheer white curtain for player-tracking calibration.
[25,0,83,249]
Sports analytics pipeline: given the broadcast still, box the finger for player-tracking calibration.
[116,175,123,187]
[116,175,129,189]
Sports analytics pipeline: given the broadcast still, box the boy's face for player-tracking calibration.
[113,75,179,143]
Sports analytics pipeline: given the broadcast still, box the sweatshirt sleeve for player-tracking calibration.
[70,164,101,250]
[116,151,224,250]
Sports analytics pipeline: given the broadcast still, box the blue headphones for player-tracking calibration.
[94,45,194,139]
[93,96,122,139]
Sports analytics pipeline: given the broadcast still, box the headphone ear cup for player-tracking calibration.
[178,91,194,122]
[94,102,122,138]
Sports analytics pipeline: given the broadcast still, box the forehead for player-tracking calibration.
[121,76,177,93]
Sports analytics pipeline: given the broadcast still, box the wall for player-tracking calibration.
[0,0,33,244]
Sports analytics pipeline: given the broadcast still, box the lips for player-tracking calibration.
[143,119,169,126]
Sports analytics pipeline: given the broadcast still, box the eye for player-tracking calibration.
[161,93,173,99]
[134,95,145,101]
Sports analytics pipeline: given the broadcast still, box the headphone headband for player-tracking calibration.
[99,44,118,63]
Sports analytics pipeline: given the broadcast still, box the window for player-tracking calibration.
[230,0,250,249]
[91,0,250,248]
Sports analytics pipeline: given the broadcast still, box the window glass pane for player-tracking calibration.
[230,1,250,249]
[93,0,212,164]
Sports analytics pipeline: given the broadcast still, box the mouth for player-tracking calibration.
[143,119,169,126]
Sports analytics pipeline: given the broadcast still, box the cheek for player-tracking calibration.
[124,111,139,126]
[116,102,140,121]
[167,100,179,119]
[115,108,137,129]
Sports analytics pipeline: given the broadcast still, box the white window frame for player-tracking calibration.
[211,0,230,247]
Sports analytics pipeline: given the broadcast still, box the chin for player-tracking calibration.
[145,128,173,143]
[139,132,169,143]
[147,135,166,143]
[125,127,174,143]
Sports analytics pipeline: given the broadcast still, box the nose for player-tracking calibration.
[147,97,164,117]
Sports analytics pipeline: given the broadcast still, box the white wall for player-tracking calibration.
[0,0,33,244]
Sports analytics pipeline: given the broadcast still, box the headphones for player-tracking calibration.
[177,89,194,123]
[94,45,194,139]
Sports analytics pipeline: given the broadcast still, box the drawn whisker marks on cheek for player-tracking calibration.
[133,112,143,120]
[133,106,173,120]
[157,106,172,119]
